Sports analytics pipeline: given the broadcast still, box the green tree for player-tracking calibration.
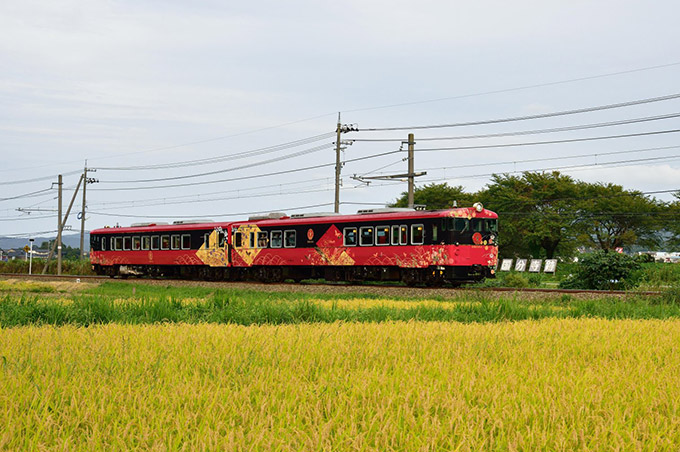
[479,172,581,259]
[390,183,474,209]
[576,183,663,251]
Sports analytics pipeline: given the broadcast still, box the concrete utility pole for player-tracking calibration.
[80,163,87,260]
[57,174,63,275]
[407,133,415,208]
[350,132,426,208]
[334,114,342,213]
[43,175,83,275]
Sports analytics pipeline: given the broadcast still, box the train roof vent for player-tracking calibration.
[172,219,215,225]
[356,207,416,214]
[130,222,169,227]
[289,212,342,219]
[247,212,288,221]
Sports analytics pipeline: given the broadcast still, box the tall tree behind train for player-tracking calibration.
[390,183,474,209]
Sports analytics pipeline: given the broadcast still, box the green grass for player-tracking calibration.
[1,281,679,327]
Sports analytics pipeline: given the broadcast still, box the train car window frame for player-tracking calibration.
[218,231,226,247]
[270,230,282,248]
[249,232,256,248]
[123,236,131,251]
[411,224,424,245]
[181,234,191,250]
[284,230,296,248]
[114,237,122,251]
[132,236,141,251]
[234,232,243,248]
[171,235,180,250]
[359,226,374,246]
[432,224,438,242]
[400,225,408,245]
[257,231,268,248]
[101,237,107,251]
[141,236,150,251]
[203,233,210,248]
[161,235,170,250]
[151,236,160,250]
[375,225,390,246]
[390,226,400,245]
[343,227,357,247]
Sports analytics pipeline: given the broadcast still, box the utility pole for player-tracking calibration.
[333,116,357,213]
[407,133,415,208]
[57,174,63,275]
[351,132,426,208]
[80,163,87,259]
[43,175,83,275]
[334,114,342,213]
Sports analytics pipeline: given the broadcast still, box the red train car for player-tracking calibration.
[90,205,498,285]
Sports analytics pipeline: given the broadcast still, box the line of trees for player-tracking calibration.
[391,171,680,259]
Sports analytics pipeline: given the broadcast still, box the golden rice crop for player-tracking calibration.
[1,319,679,451]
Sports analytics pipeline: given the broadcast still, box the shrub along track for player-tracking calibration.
[0,273,660,299]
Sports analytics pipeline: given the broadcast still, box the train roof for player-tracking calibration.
[90,206,497,235]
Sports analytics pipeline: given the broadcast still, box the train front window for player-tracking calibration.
[486,219,498,233]
[454,218,468,232]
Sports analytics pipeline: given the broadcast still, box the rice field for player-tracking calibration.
[2,319,680,451]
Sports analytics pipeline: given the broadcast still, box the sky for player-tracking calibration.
[1,0,680,238]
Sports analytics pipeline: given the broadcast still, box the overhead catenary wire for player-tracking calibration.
[359,92,680,132]
[349,112,680,142]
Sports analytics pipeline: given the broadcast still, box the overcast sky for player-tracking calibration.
[1,0,679,238]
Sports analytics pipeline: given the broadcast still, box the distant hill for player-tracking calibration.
[0,234,89,251]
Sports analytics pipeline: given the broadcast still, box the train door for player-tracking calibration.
[196,227,229,267]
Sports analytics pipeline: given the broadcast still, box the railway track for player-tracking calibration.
[0,272,662,296]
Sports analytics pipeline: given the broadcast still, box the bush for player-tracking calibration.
[503,273,529,288]
[559,251,641,290]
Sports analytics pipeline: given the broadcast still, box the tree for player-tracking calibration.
[390,183,474,210]
[576,183,663,251]
[479,171,581,259]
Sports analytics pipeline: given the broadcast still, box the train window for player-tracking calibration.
[132,236,141,251]
[284,230,296,248]
[442,217,455,231]
[203,233,210,248]
[454,218,468,232]
[171,235,180,250]
[486,219,498,233]
[141,236,150,251]
[151,236,159,250]
[114,237,122,251]
[411,224,424,245]
[249,232,256,248]
[359,227,373,246]
[123,236,131,251]
[343,228,357,246]
[390,226,399,245]
[375,226,389,246]
[161,235,170,250]
[101,237,107,251]
[181,234,191,250]
[400,225,408,245]
[270,231,282,248]
[234,232,243,248]
[471,219,484,233]
[218,231,225,247]
[257,232,268,248]
[432,225,438,242]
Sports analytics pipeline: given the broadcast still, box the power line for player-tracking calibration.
[350,112,680,142]
[0,188,54,202]
[0,170,82,187]
[94,132,335,171]
[360,92,680,132]
[416,128,680,152]
[101,143,333,184]
[342,61,680,113]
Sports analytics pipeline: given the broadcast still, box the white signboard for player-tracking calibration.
[544,259,557,273]
[529,259,542,273]
[514,259,527,272]
[500,259,513,272]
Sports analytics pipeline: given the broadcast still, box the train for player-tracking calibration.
[89,204,498,285]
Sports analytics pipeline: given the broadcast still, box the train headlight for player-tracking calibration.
[473,202,483,212]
